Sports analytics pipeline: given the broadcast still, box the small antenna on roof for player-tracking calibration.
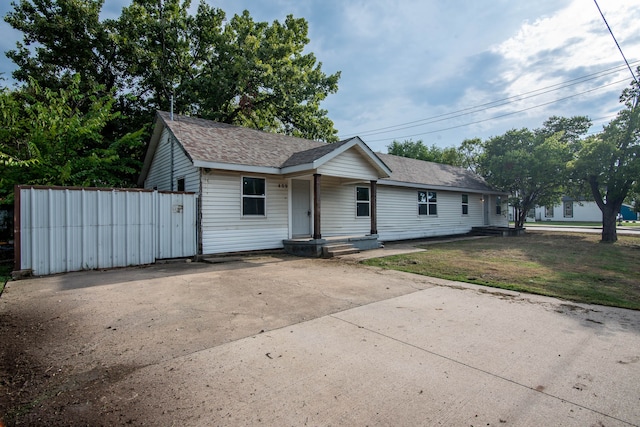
[170,94,174,121]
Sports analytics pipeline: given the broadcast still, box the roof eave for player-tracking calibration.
[280,163,317,175]
[137,112,165,186]
[379,179,508,195]
[193,160,281,175]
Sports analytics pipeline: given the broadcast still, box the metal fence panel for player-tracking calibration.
[17,186,196,275]
[156,192,197,259]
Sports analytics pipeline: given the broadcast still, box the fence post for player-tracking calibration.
[13,185,21,272]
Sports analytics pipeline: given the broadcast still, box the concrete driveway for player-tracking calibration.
[1,251,639,426]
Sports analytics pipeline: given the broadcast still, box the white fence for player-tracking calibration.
[15,186,197,276]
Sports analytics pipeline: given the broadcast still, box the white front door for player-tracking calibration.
[292,179,311,237]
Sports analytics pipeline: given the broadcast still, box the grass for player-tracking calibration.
[522,221,640,227]
[363,231,640,310]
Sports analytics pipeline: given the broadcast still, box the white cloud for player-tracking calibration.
[488,0,639,121]
[343,0,640,150]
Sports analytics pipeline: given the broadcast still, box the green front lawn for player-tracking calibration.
[521,221,640,227]
[364,231,640,310]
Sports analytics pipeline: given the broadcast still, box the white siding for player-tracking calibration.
[318,148,379,180]
[144,129,199,193]
[313,180,508,241]
[532,201,602,222]
[201,171,289,254]
[320,177,371,236]
[376,186,506,241]
[485,194,509,227]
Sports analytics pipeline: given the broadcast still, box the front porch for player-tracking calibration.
[283,234,381,258]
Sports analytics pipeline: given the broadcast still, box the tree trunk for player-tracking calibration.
[601,207,618,243]
[514,210,524,228]
[515,208,527,229]
[587,176,621,243]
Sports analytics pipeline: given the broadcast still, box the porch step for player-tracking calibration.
[322,243,360,258]
[471,226,525,237]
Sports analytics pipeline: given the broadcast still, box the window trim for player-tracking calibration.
[545,205,554,218]
[495,196,502,215]
[563,201,573,218]
[356,186,370,218]
[461,194,469,216]
[418,190,437,216]
[176,177,185,192]
[241,176,267,218]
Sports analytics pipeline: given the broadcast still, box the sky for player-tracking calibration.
[1,0,639,153]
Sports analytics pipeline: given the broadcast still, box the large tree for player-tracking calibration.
[569,79,640,243]
[387,139,465,166]
[456,137,483,173]
[4,0,341,142]
[0,76,144,203]
[4,0,121,104]
[476,116,591,228]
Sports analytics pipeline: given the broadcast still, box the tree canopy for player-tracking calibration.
[387,139,465,167]
[1,0,341,201]
[569,76,640,242]
[4,0,340,142]
[470,116,591,228]
[0,76,144,203]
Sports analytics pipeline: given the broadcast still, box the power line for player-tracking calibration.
[362,72,628,138]
[593,0,639,85]
[363,77,628,143]
[340,61,638,139]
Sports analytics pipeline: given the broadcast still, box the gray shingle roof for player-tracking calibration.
[281,138,355,168]
[378,153,496,193]
[153,111,499,193]
[158,111,324,168]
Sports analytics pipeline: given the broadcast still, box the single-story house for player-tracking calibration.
[138,111,508,256]
[527,197,638,222]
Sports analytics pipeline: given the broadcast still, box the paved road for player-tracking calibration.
[2,253,639,426]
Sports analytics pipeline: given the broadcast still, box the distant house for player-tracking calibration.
[138,112,508,256]
[528,197,638,222]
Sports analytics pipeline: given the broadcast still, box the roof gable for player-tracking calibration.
[281,137,391,176]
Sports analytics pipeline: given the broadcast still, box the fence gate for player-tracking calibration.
[15,186,197,276]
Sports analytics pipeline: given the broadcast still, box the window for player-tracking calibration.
[496,196,502,215]
[242,177,266,216]
[462,194,469,215]
[563,201,573,218]
[176,177,185,192]
[356,186,370,217]
[418,191,437,216]
[545,205,554,218]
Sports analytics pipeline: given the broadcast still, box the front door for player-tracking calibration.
[483,194,490,225]
[292,179,311,237]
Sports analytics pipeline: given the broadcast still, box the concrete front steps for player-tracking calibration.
[322,242,360,258]
[471,226,525,237]
[283,235,378,258]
